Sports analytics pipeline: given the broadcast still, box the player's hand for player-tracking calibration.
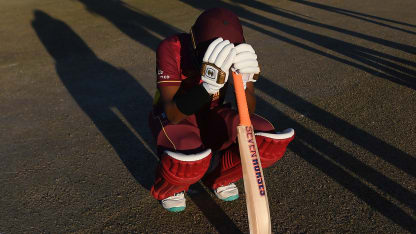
[201,37,236,94]
[233,43,260,89]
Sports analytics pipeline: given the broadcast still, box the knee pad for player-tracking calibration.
[151,149,212,200]
[256,128,295,168]
[203,144,242,190]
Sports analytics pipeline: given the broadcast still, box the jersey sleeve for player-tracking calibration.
[156,36,182,88]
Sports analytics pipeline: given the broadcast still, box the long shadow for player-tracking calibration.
[32,10,242,234]
[232,0,416,68]
[78,0,182,50]
[252,78,416,232]
[32,10,157,190]
[237,0,416,39]
[231,0,416,54]
[257,78,416,178]
[291,0,416,34]
[255,78,416,211]
[180,0,416,90]
[239,19,416,88]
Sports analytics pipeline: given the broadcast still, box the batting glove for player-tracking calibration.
[201,38,236,94]
[233,43,260,89]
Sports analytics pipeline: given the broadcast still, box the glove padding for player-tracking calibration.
[201,38,236,94]
[233,43,260,89]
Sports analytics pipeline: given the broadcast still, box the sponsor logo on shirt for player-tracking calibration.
[157,69,170,79]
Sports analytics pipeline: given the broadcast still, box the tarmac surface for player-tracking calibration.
[1,0,415,233]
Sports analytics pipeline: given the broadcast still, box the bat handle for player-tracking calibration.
[232,72,252,127]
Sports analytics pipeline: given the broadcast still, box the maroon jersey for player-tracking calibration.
[154,33,227,111]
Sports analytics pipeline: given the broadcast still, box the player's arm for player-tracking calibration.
[159,85,187,124]
[156,37,189,124]
[159,37,236,124]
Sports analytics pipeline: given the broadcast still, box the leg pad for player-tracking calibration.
[203,144,242,190]
[256,128,295,168]
[151,149,212,200]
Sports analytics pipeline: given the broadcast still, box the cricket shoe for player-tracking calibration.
[214,183,239,201]
[161,192,186,212]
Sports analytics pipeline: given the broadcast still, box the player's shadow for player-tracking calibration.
[32,10,157,189]
[32,10,243,234]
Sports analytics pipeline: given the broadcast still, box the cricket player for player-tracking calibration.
[148,8,295,212]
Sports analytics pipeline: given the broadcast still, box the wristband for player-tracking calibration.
[174,85,211,115]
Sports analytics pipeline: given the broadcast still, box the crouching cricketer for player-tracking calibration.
[148,8,295,212]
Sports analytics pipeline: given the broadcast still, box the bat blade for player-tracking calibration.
[232,72,271,234]
[237,125,271,234]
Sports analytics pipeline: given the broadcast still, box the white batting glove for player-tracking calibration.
[201,38,236,94]
[233,43,260,89]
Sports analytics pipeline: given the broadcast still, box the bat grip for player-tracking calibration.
[232,72,252,126]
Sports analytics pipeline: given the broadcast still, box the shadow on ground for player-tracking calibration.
[32,9,243,234]
[255,76,416,232]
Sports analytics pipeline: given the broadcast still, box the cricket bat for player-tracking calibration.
[232,72,271,234]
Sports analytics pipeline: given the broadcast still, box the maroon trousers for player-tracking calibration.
[148,104,275,155]
[148,104,276,199]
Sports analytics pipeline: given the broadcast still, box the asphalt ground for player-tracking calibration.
[1,0,415,233]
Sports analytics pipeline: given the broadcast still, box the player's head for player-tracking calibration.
[191,8,245,63]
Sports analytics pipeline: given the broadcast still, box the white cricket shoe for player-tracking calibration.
[161,192,186,212]
[214,183,239,201]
